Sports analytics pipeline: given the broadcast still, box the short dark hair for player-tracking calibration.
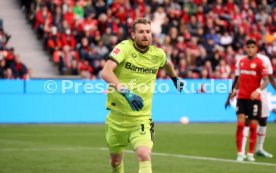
[132,18,151,32]
[246,39,256,46]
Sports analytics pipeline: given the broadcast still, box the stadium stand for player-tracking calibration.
[20,0,276,79]
[0,19,29,79]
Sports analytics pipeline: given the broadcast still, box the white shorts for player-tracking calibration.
[261,90,269,118]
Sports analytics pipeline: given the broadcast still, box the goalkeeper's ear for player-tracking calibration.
[130,31,135,40]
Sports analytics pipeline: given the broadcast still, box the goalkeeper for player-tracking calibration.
[101,18,184,173]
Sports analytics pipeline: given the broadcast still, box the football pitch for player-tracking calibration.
[0,123,275,173]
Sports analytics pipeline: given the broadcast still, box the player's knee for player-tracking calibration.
[237,114,246,122]
[110,157,122,168]
[137,151,151,161]
[237,121,245,128]
[136,147,151,161]
[249,122,257,130]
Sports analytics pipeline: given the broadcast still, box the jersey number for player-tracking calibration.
[253,104,258,116]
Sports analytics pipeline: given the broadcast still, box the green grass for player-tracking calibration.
[0,123,275,173]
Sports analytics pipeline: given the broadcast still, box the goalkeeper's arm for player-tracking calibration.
[101,60,122,90]
[163,60,184,92]
[101,60,143,111]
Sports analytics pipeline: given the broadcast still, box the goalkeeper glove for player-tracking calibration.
[119,88,144,111]
[171,77,184,92]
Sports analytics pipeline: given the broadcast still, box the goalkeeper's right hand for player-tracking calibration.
[119,88,144,111]
[171,77,184,92]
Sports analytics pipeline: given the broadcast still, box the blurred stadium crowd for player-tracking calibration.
[3,0,276,79]
[0,19,29,79]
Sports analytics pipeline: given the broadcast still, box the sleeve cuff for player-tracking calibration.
[108,56,119,65]
[160,59,167,68]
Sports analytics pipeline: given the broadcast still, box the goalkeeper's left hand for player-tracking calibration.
[119,88,144,111]
[171,77,184,92]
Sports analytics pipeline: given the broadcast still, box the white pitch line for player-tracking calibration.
[0,147,96,152]
[151,151,276,167]
[1,147,276,167]
[99,147,276,167]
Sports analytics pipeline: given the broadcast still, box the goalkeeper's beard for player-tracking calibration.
[135,41,150,50]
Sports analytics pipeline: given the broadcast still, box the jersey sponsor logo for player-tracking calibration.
[125,62,158,74]
[240,70,256,75]
[250,63,256,69]
[112,48,120,55]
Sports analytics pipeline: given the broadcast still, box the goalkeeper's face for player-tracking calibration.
[131,23,152,49]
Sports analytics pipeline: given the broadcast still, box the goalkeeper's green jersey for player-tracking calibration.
[106,39,167,117]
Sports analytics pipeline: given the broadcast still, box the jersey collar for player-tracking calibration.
[247,56,256,60]
[133,43,149,54]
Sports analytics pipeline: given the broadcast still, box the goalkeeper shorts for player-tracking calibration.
[105,111,154,154]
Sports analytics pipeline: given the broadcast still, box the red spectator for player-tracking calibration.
[225,0,235,12]
[134,0,145,16]
[47,27,62,53]
[63,6,76,29]
[79,60,93,73]
[248,25,262,41]
[181,7,190,24]
[61,29,76,49]
[110,0,121,15]
[212,0,225,17]
[115,6,127,23]
[196,6,205,26]
[34,5,52,30]
[77,15,98,33]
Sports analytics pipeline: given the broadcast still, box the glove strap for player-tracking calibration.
[171,77,177,83]
[119,88,131,97]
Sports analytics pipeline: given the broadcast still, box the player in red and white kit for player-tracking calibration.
[229,40,269,162]
[239,53,275,159]
[226,53,276,159]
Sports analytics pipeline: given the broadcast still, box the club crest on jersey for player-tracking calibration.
[112,48,120,55]
[250,63,256,69]
[132,53,137,58]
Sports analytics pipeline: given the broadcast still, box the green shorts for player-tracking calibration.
[105,111,154,154]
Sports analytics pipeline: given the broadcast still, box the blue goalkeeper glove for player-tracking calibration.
[171,77,184,92]
[120,88,144,111]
